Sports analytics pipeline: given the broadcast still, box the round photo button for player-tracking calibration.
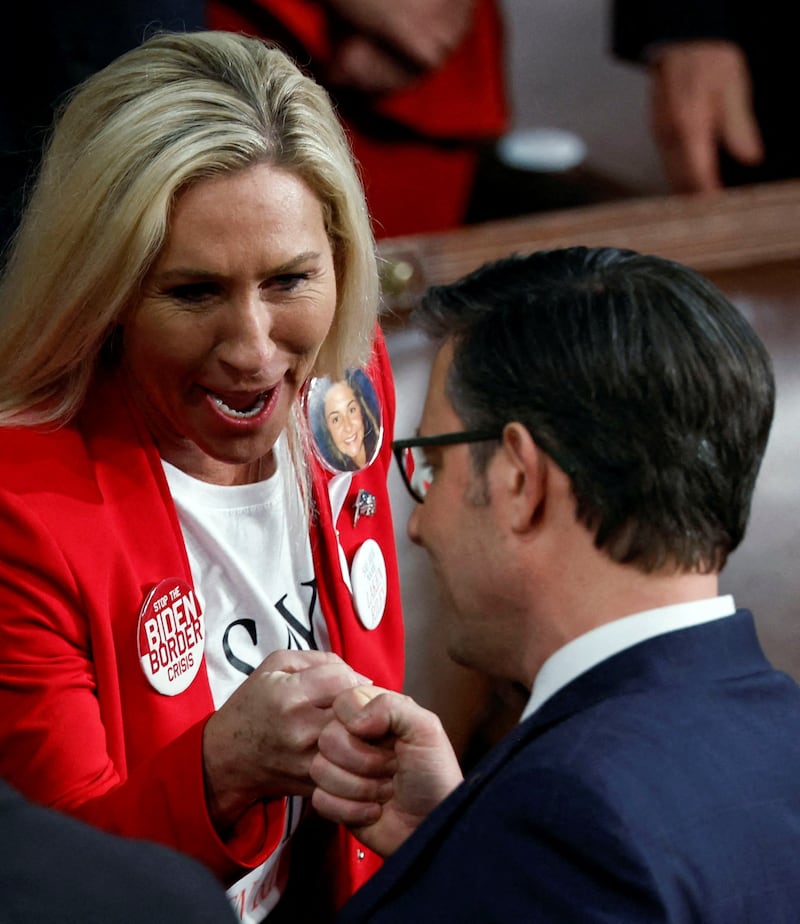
[305,368,383,474]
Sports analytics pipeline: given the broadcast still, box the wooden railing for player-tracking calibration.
[378,179,800,319]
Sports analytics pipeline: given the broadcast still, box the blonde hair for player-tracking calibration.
[0,30,379,431]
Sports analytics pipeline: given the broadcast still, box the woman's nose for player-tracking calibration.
[216,295,274,375]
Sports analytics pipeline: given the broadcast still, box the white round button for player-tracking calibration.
[350,539,387,630]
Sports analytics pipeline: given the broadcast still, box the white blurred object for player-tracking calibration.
[497,127,587,173]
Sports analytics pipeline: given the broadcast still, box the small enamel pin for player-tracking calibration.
[353,488,377,526]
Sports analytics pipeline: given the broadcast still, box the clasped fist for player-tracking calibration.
[310,686,463,857]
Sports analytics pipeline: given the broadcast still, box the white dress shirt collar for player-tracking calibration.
[521,595,736,721]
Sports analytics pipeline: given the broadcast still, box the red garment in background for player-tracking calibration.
[207,0,509,237]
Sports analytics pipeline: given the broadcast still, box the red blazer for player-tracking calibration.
[0,330,403,913]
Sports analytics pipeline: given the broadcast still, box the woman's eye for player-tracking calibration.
[270,272,311,292]
[168,283,218,303]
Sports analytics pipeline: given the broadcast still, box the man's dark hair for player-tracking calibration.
[414,246,775,573]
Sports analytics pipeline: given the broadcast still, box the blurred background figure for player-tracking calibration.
[612,2,797,193]
[2,1,683,253]
[207,0,509,237]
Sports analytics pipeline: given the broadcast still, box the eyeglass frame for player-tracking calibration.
[391,430,503,504]
[392,424,576,504]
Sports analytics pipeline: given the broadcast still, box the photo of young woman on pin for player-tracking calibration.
[306,367,382,473]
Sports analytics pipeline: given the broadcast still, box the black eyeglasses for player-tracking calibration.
[392,430,503,503]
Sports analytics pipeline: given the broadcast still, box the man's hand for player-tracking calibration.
[311,686,463,857]
[650,40,764,192]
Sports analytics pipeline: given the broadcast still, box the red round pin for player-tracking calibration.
[137,578,204,695]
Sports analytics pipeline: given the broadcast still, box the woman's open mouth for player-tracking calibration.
[203,384,280,424]
[211,391,269,419]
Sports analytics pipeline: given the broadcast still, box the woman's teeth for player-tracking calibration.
[213,393,267,419]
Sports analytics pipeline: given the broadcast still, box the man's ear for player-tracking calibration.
[498,422,548,534]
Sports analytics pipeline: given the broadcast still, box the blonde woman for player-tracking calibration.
[0,30,403,923]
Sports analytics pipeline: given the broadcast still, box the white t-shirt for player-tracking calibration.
[163,436,331,923]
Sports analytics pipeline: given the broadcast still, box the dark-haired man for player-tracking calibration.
[311,247,800,922]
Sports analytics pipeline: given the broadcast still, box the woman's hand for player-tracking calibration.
[202,649,370,835]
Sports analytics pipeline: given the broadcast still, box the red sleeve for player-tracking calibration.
[0,433,283,885]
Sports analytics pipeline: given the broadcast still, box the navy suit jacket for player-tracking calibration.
[338,610,800,922]
[0,778,236,923]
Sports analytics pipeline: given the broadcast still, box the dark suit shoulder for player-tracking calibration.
[0,780,235,923]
